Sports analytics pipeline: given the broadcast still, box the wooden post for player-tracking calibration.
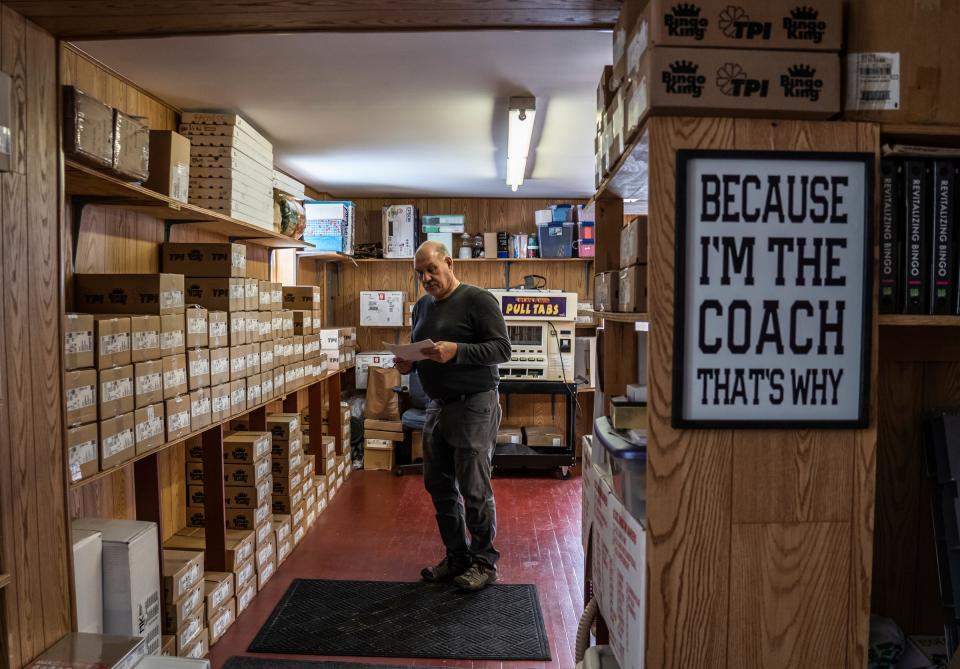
[283,390,301,414]
[201,424,226,573]
[327,372,344,455]
[248,406,267,432]
[133,454,166,611]
[308,379,325,473]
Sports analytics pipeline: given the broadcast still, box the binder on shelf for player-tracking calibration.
[903,160,930,314]
[879,160,900,314]
[931,160,956,315]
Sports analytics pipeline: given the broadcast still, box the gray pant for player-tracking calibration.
[422,389,501,568]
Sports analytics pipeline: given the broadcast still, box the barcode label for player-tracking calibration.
[845,52,900,111]
[169,410,190,432]
[138,372,162,395]
[65,331,93,354]
[210,321,227,337]
[136,416,164,442]
[161,330,184,350]
[188,317,206,334]
[67,385,96,412]
[133,331,159,351]
[161,290,184,309]
[213,395,231,413]
[211,357,229,375]
[104,428,134,457]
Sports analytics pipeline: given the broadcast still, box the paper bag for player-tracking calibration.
[366,367,401,420]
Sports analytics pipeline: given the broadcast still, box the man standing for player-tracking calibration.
[394,241,510,591]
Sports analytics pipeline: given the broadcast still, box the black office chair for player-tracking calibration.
[391,370,428,476]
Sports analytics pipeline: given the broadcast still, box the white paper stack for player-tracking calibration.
[273,170,306,199]
[180,112,275,230]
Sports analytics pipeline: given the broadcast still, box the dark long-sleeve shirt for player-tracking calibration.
[411,283,511,400]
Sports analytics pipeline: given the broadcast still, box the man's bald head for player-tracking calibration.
[416,240,450,262]
[414,240,458,300]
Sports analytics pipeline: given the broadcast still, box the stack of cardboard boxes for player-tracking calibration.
[68,273,190,480]
[268,414,305,555]
[180,112,276,231]
[593,215,648,314]
[320,327,357,371]
[596,0,843,185]
[363,419,403,472]
[282,285,327,376]
[161,549,207,657]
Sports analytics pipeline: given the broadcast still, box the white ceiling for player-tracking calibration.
[78,31,612,198]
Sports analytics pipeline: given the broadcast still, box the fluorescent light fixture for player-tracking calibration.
[507,96,536,192]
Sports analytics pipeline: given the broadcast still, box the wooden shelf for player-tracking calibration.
[65,160,313,250]
[878,315,960,327]
[0,573,10,590]
[298,254,592,263]
[592,310,649,324]
[70,366,346,490]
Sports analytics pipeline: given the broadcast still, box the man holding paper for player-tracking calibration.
[393,240,510,591]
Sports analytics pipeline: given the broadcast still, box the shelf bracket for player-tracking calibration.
[70,196,100,266]
[503,262,511,290]
[584,259,593,295]
[163,220,175,243]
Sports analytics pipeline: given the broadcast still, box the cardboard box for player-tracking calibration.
[165,530,254,573]
[636,0,842,52]
[276,535,293,565]
[134,360,163,408]
[98,365,134,420]
[184,351,209,393]
[254,509,273,546]
[174,605,204,655]
[844,0,960,125]
[620,216,647,268]
[364,439,394,471]
[117,315,159,365]
[162,581,203,634]
[63,86,114,169]
[523,425,563,447]
[186,459,204,483]
[271,472,302,496]
[27,633,149,669]
[257,557,276,591]
[271,489,303,515]
[225,507,258,531]
[593,272,620,312]
[162,242,245,278]
[261,372,274,401]
[245,312,259,344]
[259,342,274,373]
[497,426,522,445]
[229,311,246,346]
[100,412,135,468]
[246,346,261,375]
[229,345,248,381]
[208,311,228,349]
[258,312,272,341]
[64,313,95,371]
[229,379,247,414]
[273,368,285,397]
[282,312,294,338]
[144,131,191,202]
[208,348,230,387]
[355,351,396,390]
[67,423,99,483]
[160,314,186,357]
[292,335,304,361]
[618,264,648,313]
[282,286,321,310]
[208,598,235,646]
[135,403,166,453]
[271,433,302,460]
[254,533,276,571]
[383,204,418,258]
[76,274,185,316]
[360,291,405,327]
[190,388,212,431]
[273,450,303,477]
[223,432,272,464]
[271,313,283,341]
[291,310,312,336]
[246,373,262,407]
[113,110,149,181]
[185,306,208,349]
[72,530,103,633]
[629,47,840,122]
[235,582,256,618]
[163,354,188,399]
[70,518,161,649]
[203,572,234,619]
[242,279,258,311]
[210,382,230,423]
[266,413,300,441]
[160,636,176,656]
[166,396,191,441]
[184,277,245,312]
[257,281,273,311]
[224,457,272,486]
[93,316,132,369]
[366,429,403,442]
[225,477,272,509]
[66,369,98,426]
[303,334,320,359]
[162,549,205,603]
[178,631,208,660]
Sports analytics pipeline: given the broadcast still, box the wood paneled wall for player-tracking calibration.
[643,117,878,669]
[0,5,71,668]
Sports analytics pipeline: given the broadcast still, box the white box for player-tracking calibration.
[72,530,103,634]
[71,518,162,655]
[355,351,396,390]
[360,291,405,327]
[426,232,454,254]
[382,205,417,259]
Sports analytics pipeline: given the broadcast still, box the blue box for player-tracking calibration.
[536,222,575,258]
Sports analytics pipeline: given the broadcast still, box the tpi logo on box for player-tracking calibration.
[188,250,203,261]
[780,64,823,100]
[783,6,826,44]
[662,60,706,97]
[665,3,708,40]
[716,63,769,97]
[719,6,771,40]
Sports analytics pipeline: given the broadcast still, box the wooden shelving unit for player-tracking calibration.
[298,253,592,263]
[878,315,960,327]
[65,160,313,250]
[591,310,649,324]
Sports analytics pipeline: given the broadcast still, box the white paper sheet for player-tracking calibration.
[383,339,436,361]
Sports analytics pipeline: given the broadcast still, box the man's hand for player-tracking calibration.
[393,357,414,374]
[423,341,458,364]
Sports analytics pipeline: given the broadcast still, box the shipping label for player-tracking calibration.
[69,439,98,481]
[211,580,230,609]
[246,352,260,369]
[262,378,274,396]
[190,358,209,377]
[259,320,271,337]
[211,356,230,376]
[230,284,244,300]
[169,410,190,433]
[272,315,283,332]
[104,428,134,457]
[232,250,246,270]
[137,372,162,396]
[256,501,270,526]
[238,584,254,611]
[161,329,184,350]
[246,317,258,335]
[103,377,133,402]
[212,395,231,414]
[192,397,211,418]
[132,330,159,352]
[248,384,261,404]
[231,387,246,408]
[231,356,246,374]
[164,368,187,389]
[210,321,227,337]
[161,290,184,310]
[272,289,282,305]
[261,350,274,366]
[188,316,206,334]
[213,607,233,638]
[67,384,96,412]
[845,52,900,111]
[136,415,164,443]
[65,330,93,355]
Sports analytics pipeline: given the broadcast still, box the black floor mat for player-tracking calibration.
[225,658,444,669]
[247,579,552,660]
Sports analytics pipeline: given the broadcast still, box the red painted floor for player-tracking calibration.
[210,469,585,669]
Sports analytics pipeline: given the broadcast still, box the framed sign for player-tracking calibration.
[672,150,873,429]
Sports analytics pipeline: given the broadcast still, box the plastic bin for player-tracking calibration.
[593,416,646,523]
[536,222,575,258]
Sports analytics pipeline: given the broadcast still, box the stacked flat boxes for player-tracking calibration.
[180,113,276,231]
[319,327,356,372]
[283,285,329,384]
[160,549,207,657]
[267,414,304,555]
[70,273,191,480]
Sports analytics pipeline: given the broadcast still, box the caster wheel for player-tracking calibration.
[393,468,403,477]
[560,467,571,480]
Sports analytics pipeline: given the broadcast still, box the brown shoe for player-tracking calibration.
[454,563,498,591]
